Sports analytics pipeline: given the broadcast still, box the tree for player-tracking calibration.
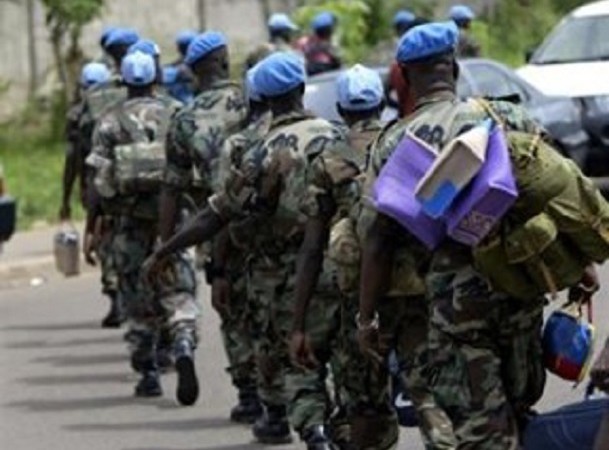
[41,0,104,103]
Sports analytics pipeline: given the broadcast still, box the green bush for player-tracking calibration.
[0,109,82,230]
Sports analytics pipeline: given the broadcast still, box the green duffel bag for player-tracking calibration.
[506,131,573,222]
[546,159,609,263]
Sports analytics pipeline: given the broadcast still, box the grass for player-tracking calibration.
[0,121,84,230]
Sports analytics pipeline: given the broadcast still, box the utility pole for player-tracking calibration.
[25,0,38,99]
[197,0,207,31]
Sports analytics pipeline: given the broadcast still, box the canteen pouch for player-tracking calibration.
[543,303,595,383]
[114,141,166,194]
[473,232,539,300]
[473,213,587,299]
[372,131,446,250]
[53,226,80,277]
[328,217,361,294]
[447,124,519,246]
[505,213,588,297]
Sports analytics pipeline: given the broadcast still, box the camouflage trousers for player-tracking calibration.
[218,258,257,390]
[97,216,118,297]
[247,252,343,435]
[112,216,200,360]
[426,264,546,450]
[339,294,456,450]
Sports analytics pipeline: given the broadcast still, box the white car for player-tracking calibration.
[518,0,609,175]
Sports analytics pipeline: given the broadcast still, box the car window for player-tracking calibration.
[533,15,609,64]
[466,63,529,101]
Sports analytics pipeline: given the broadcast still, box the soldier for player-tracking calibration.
[298,11,342,76]
[81,28,138,328]
[244,13,299,71]
[143,52,348,448]
[59,63,111,223]
[163,31,197,104]
[358,21,603,448]
[86,51,199,404]
[449,5,481,58]
[211,65,272,424]
[289,64,384,449]
[159,31,248,410]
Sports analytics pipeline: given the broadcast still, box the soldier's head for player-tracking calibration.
[185,31,230,88]
[128,39,163,84]
[245,63,269,118]
[121,51,157,97]
[449,5,476,30]
[268,13,298,44]
[104,28,140,68]
[336,64,384,126]
[253,52,306,115]
[80,62,111,91]
[393,10,416,38]
[397,21,460,99]
[176,30,197,59]
[311,11,337,40]
[99,26,118,51]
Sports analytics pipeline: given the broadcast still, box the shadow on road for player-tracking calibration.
[32,352,127,366]
[1,320,100,332]
[5,394,139,412]
[123,444,280,450]
[3,335,123,349]
[17,372,131,386]
[65,416,234,433]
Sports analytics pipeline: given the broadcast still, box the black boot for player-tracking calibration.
[134,359,162,398]
[101,293,123,328]
[230,386,263,424]
[174,337,199,406]
[252,402,292,444]
[302,425,336,450]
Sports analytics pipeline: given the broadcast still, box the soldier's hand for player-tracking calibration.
[211,277,231,316]
[83,232,97,266]
[569,264,600,304]
[142,253,168,285]
[289,331,318,370]
[357,328,389,365]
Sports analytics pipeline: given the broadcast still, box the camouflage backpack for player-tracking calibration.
[82,80,126,123]
[472,101,609,299]
[112,107,169,195]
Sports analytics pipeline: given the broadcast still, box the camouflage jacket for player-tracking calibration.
[457,32,481,58]
[164,79,247,203]
[209,110,347,260]
[88,96,179,219]
[363,91,541,286]
[244,40,295,71]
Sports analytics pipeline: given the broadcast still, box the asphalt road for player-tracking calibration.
[0,268,607,450]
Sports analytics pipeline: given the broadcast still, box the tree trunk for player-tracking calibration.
[197,0,207,30]
[259,0,271,20]
[25,0,38,99]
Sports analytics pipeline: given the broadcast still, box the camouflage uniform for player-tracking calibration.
[214,111,273,393]
[457,32,481,58]
[164,79,248,380]
[365,92,547,449]
[88,96,199,363]
[244,40,295,71]
[210,111,347,435]
[79,78,127,298]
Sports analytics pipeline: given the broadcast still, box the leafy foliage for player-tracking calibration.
[293,0,370,63]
